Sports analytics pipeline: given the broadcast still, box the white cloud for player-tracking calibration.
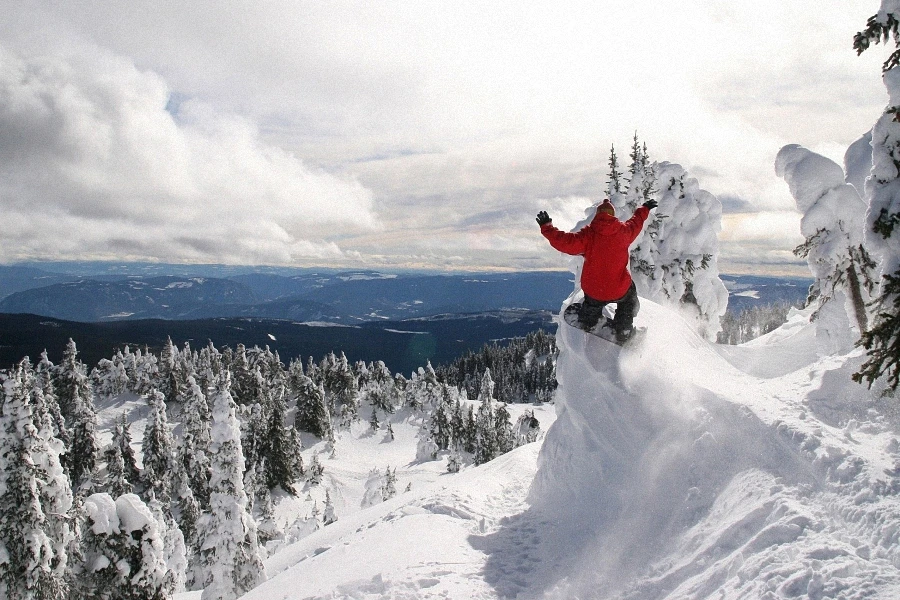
[0,43,377,265]
[0,1,889,272]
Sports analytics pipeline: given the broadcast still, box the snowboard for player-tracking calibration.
[563,303,646,346]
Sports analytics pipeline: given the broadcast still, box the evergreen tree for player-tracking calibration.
[323,490,337,526]
[78,493,168,600]
[381,467,397,502]
[776,144,877,353]
[306,453,324,486]
[148,496,187,596]
[464,405,477,455]
[36,352,68,449]
[171,462,201,587]
[0,361,72,600]
[104,436,133,497]
[260,382,300,494]
[229,344,256,406]
[474,372,497,466]
[607,143,624,196]
[493,402,516,456]
[54,341,100,493]
[294,376,332,441]
[194,373,266,600]
[179,377,212,507]
[142,390,175,504]
[90,357,129,398]
[853,6,900,390]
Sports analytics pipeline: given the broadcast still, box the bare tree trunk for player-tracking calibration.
[847,262,868,334]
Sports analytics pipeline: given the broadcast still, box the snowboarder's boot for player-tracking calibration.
[615,326,636,344]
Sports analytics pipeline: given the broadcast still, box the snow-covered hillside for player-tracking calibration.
[225,297,900,600]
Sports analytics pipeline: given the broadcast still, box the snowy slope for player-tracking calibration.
[179,297,900,600]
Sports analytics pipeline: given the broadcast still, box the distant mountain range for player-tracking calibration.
[0,262,813,372]
[0,266,576,323]
[0,263,811,323]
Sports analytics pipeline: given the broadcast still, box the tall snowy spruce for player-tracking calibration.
[194,373,266,600]
[53,340,100,490]
[142,390,175,504]
[605,138,728,340]
[775,145,876,354]
[473,369,497,466]
[179,376,212,506]
[853,2,900,390]
[0,361,74,600]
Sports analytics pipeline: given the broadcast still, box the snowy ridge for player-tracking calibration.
[222,298,900,600]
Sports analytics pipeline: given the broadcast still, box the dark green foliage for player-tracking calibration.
[293,375,333,440]
[141,390,174,504]
[854,11,900,72]
[854,272,900,390]
[873,207,900,239]
[435,330,557,404]
[607,144,623,195]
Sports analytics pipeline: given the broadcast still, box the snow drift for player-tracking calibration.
[526,298,900,599]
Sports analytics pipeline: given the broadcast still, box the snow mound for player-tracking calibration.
[526,298,900,599]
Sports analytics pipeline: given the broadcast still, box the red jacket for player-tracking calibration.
[541,206,649,301]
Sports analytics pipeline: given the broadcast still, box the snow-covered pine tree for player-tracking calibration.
[142,389,175,504]
[601,136,729,340]
[852,3,900,390]
[607,143,624,197]
[104,433,133,497]
[381,467,397,501]
[131,348,159,396]
[0,361,72,600]
[194,372,266,600]
[90,357,129,399]
[464,405,477,455]
[28,362,76,597]
[148,496,187,596]
[179,376,212,507]
[637,161,729,340]
[78,493,169,600]
[514,410,542,445]
[330,352,359,426]
[323,490,337,526]
[294,376,332,441]
[254,484,280,549]
[35,352,68,447]
[493,402,516,455]
[229,344,256,406]
[171,461,201,584]
[474,370,497,466]
[775,144,876,354]
[306,453,324,485]
[54,340,100,492]
[260,381,301,494]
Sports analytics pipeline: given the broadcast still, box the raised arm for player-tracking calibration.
[537,212,589,256]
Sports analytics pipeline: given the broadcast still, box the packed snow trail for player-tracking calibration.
[216,297,900,600]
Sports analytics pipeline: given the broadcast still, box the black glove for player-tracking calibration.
[643,199,658,210]
[536,211,551,226]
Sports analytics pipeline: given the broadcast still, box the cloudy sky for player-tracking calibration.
[0,1,891,274]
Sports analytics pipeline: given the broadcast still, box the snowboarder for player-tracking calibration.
[537,198,657,343]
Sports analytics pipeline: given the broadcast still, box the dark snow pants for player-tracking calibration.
[578,282,639,334]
